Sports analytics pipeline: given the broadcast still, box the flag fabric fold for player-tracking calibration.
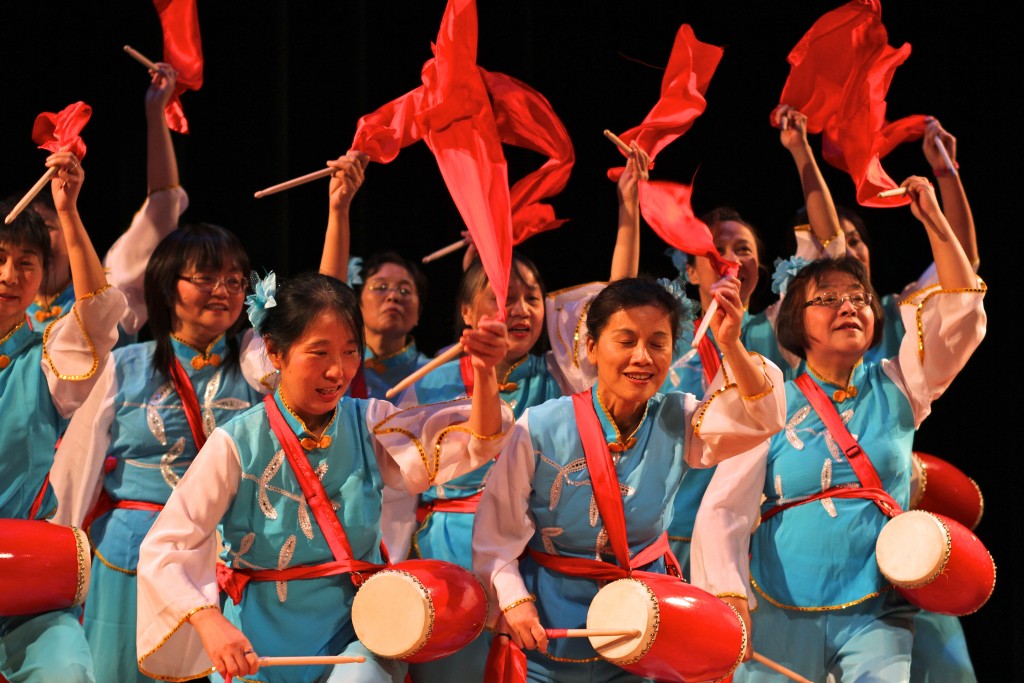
[153,0,203,134]
[32,101,92,160]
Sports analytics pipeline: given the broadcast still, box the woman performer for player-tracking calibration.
[136,270,512,683]
[474,275,786,683]
[57,152,368,682]
[395,144,649,683]
[0,153,126,681]
[690,175,985,682]
[664,105,844,577]
[346,250,431,399]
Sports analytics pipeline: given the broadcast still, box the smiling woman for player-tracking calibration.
[472,276,786,683]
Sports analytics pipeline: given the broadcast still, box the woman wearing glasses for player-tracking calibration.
[59,152,368,683]
[690,176,986,682]
[347,251,431,399]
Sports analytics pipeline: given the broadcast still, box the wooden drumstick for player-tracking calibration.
[877,187,908,198]
[690,299,718,348]
[751,652,813,683]
[422,238,469,263]
[603,129,632,155]
[545,628,641,639]
[257,655,365,666]
[385,344,464,399]
[123,44,159,71]
[5,166,58,225]
[254,167,335,198]
[934,137,958,178]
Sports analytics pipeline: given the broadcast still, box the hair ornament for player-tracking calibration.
[771,256,811,297]
[246,270,277,330]
[347,256,363,288]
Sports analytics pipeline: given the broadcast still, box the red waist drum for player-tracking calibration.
[875,510,995,616]
[586,572,746,682]
[351,558,487,662]
[910,451,984,530]
[0,519,91,616]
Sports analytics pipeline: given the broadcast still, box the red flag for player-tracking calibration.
[778,1,927,208]
[32,101,92,160]
[612,24,723,163]
[482,69,574,243]
[483,634,527,683]
[640,179,737,277]
[153,0,203,134]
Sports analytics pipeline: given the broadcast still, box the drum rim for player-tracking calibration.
[71,525,90,608]
[588,577,658,665]
[354,568,435,658]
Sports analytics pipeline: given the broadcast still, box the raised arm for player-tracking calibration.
[609,142,649,281]
[923,118,977,268]
[46,152,106,296]
[146,63,180,194]
[707,276,773,398]
[902,176,975,291]
[320,151,368,281]
[461,317,510,437]
[773,105,841,247]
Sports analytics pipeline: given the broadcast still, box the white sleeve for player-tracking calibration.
[471,415,537,626]
[136,428,240,681]
[544,282,604,395]
[104,186,188,335]
[238,328,279,394]
[689,443,767,609]
[366,397,515,494]
[43,285,127,418]
[48,360,117,527]
[686,354,786,468]
[380,482,418,562]
[882,283,986,428]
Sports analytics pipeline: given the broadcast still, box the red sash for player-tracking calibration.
[416,491,483,524]
[761,374,900,522]
[218,395,385,604]
[169,357,209,452]
[460,354,475,396]
[349,363,368,399]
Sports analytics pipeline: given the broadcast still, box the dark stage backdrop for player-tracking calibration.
[3,2,1017,678]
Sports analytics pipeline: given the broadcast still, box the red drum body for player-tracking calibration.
[875,510,995,616]
[351,559,487,662]
[586,573,746,682]
[910,451,984,530]
[0,519,91,616]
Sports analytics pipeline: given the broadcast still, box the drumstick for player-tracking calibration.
[602,129,632,155]
[258,655,365,666]
[877,187,908,198]
[385,344,464,399]
[254,167,335,198]
[5,166,58,225]
[751,652,813,683]
[690,299,718,348]
[934,139,959,178]
[545,628,641,639]
[422,238,469,263]
[123,44,159,71]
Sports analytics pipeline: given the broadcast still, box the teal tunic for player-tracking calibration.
[356,340,430,400]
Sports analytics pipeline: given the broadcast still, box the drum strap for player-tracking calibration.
[791,373,901,517]
[214,395,385,604]
[169,357,208,452]
[693,319,721,388]
[460,355,475,396]
[416,491,483,523]
[526,532,678,580]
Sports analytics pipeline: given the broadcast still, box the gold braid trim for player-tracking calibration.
[75,283,113,301]
[692,384,732,440]
[42,303,100,381]
[716,592,748,601]
[751,577,888,611]
[0,318,26,345]
[147,183,183,197]
[740,353,775,401]
[137,604,219,682]
[900,281,987,363]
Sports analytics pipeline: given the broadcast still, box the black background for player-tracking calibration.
[3,2,1017,678]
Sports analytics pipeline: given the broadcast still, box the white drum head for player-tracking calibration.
[586,578,655,663]
[352,570,432,658]
[876,510,949,586]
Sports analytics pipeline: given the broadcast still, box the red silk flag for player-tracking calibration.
[32,101,92,160]
[778,0,927,207]
[153,0,203,134]
[482,69,574,243]
[640,179,737,277]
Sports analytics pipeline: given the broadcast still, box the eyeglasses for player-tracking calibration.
[178,274,247,295]
[803,291,873,309]
[365,282,416,299]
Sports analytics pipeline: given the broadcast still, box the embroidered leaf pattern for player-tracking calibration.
[276,535,297,602]
[145,383,176,445]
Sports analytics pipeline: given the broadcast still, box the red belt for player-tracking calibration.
[416,491,483,523]
[761,485,899,523]
[217,557,386,605]
[527,531,681,580]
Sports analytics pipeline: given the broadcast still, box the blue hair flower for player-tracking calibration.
[664,247,688,276]
[245,270,277,330]
[347,256,363,288]
[771,256,811,297]
[657,275,699,352]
